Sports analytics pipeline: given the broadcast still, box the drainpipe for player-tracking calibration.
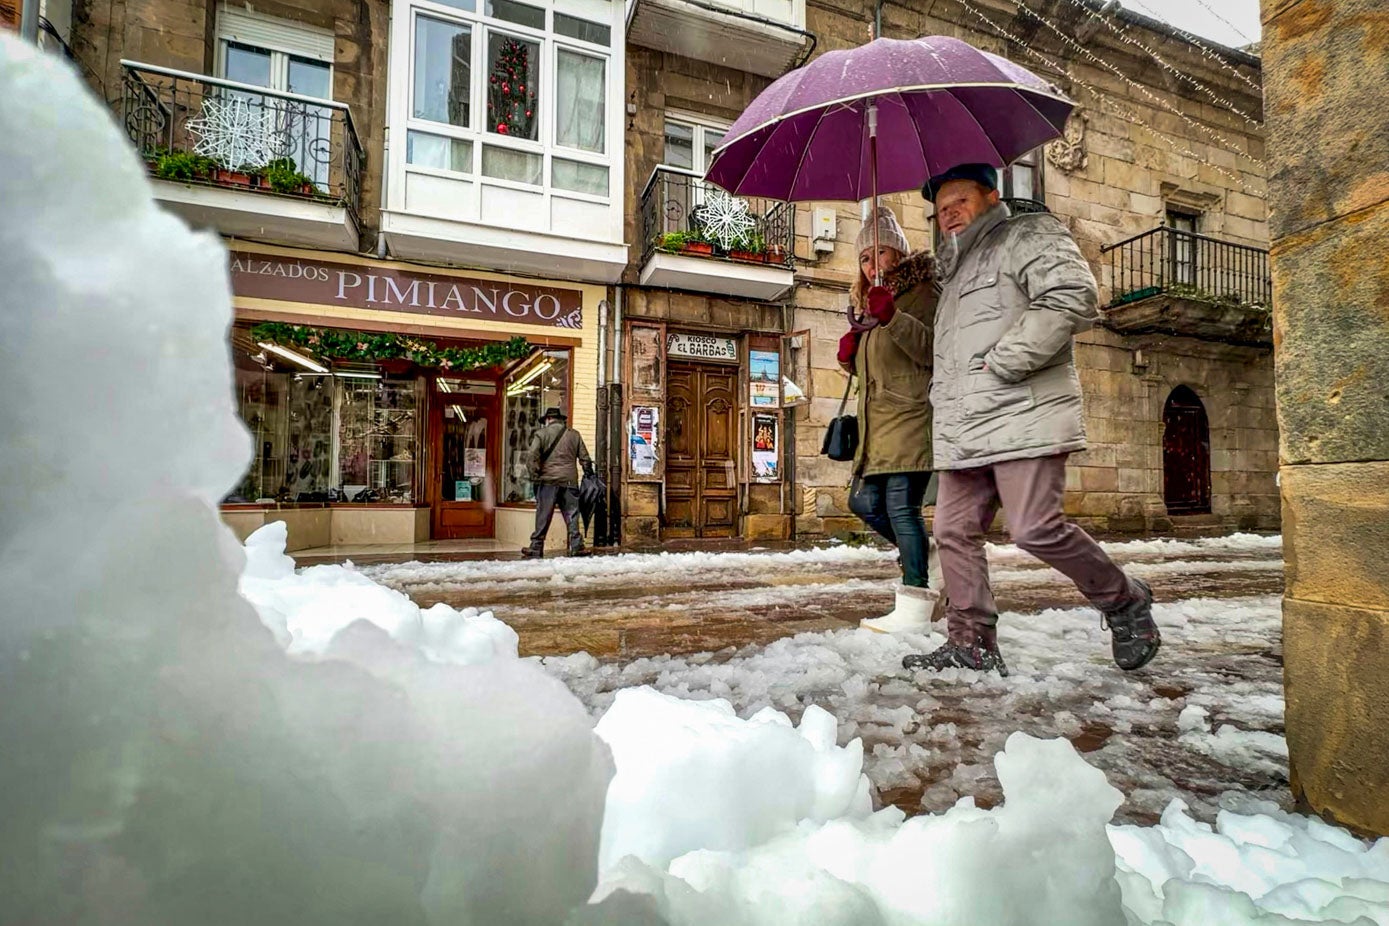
[873,0,882,40]
[611,285,624,385]
[597,298,609,388]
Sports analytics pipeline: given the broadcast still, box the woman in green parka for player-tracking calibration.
[836,205,942,633]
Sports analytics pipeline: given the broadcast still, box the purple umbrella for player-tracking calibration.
[705,35,1075,205]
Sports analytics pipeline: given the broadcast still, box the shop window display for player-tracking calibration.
[226,342,421,504]
[501,348,571,503]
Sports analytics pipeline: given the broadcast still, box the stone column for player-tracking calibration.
[1263,0,1389,835]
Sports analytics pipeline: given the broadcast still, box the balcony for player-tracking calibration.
[639,167,795,301]
[1100,226,1272,347]
[626,0,811,79]
[120,61,363,251]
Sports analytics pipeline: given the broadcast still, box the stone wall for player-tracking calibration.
[69,0,390,245]
[1263,0,1389,836]
[788,0,1275,537]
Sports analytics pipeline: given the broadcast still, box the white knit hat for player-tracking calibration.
[855,205,910,257]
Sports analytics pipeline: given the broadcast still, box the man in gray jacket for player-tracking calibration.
[523,407,592,558]
[902,164,1160,677]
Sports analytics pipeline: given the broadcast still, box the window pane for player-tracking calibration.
[486,33,540,140]
[555,12,610,45]
[1012,165,1034,201]
[339,377,418,504]
[287,57,331,99]
[502,350,572,504]
[555,50,604,153]
[481,145,542,184]
[701,129,725,172]
[414,15,472,127]
[407,131,473,172]
[431,0,476,10]
[225,42,272,87]
[487,0,545,29]
[664,120,694,169]
[553,158,608,196]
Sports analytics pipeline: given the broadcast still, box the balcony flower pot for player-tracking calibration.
[215,167,254,188]
[766,245,788,265]
[729,249,766,263]
[681,241,714,256]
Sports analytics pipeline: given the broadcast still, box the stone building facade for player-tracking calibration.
[619,0,1276,544]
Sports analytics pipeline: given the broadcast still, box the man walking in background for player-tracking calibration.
[524,407,592,559]
[903,163,1161,677]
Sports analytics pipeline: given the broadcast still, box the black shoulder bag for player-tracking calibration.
[820,376,859,462]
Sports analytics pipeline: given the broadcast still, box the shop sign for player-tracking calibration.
[230,251,583,330]
[667,332,737,362]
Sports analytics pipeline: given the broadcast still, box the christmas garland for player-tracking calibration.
[250,323,534,371]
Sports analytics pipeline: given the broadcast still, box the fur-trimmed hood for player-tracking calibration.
[885,250,936,296]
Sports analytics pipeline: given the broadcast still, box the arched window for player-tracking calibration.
[1162,385,1212,515]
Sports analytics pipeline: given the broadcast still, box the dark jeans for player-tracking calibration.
[530,483,582,553]
[849,472,931,587]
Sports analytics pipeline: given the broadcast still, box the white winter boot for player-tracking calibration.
[861,585,937,634]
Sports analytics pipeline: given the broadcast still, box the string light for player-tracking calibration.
[953,0,1256,194]
[1002,0,1260,168]
[1121,0,1264,94]
[1059,0,1262,129]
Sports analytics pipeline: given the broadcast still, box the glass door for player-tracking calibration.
[431,377,498,539]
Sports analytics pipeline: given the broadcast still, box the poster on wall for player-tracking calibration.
[629,405,659,476]
[752,413,779,481]
[749,349,780,407]
[464,448,487,478]
[630,326,664,395]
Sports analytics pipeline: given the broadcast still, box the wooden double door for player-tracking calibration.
[664,362,739,538]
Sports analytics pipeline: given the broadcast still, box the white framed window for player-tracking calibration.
[215,7,335,185]
[216,6,334,98]
[402,0,613,199]
[1000,147,1043,203]
[662,113,728,173]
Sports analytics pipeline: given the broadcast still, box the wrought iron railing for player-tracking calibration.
[1101,226,1270,309]
[120,60,363,220]
[641,166,795,270]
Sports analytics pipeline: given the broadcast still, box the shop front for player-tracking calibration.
[620,321,809,543]
[221,244,600,552]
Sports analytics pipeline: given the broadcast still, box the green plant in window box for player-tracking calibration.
[728,229,768,262]
[263,157,318,195]
[154,149,218,182]
[659,228,712,256]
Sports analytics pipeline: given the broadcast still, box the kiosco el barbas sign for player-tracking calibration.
[230,252,583,329]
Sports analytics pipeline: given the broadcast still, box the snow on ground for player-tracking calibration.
[236,527,1389,924]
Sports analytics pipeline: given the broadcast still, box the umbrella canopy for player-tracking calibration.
[705,35,1075,203]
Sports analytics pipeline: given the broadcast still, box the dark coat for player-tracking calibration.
[852,252,937,477]
[528,421,592,487]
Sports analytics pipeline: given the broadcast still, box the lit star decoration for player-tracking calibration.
[700,189,757,250]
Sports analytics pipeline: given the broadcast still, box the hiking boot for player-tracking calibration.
[1102,578,1160,671]
[567,544,587,557]
[521,546,544,559]
[903,641,1009,677]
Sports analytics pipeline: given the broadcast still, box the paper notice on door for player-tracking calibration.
[464,447,486,478]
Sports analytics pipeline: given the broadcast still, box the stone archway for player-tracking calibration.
[1162,385,1211,515]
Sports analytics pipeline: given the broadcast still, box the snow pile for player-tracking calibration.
[0,38,610,925]
[580,733,1129,925]
[595,687,872,871]
[1113,801,1389,925]
[574,730,1389,926]
[241,520,518,663]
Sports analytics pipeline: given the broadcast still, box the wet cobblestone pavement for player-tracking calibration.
[367,536,1287,825]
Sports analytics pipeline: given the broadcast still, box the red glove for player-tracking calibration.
[837,329,861,367]
[866,286,896,323]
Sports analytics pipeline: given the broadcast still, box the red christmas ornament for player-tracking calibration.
[497,123,508,134]
[502,82,509,92]
[524,110,532,117]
